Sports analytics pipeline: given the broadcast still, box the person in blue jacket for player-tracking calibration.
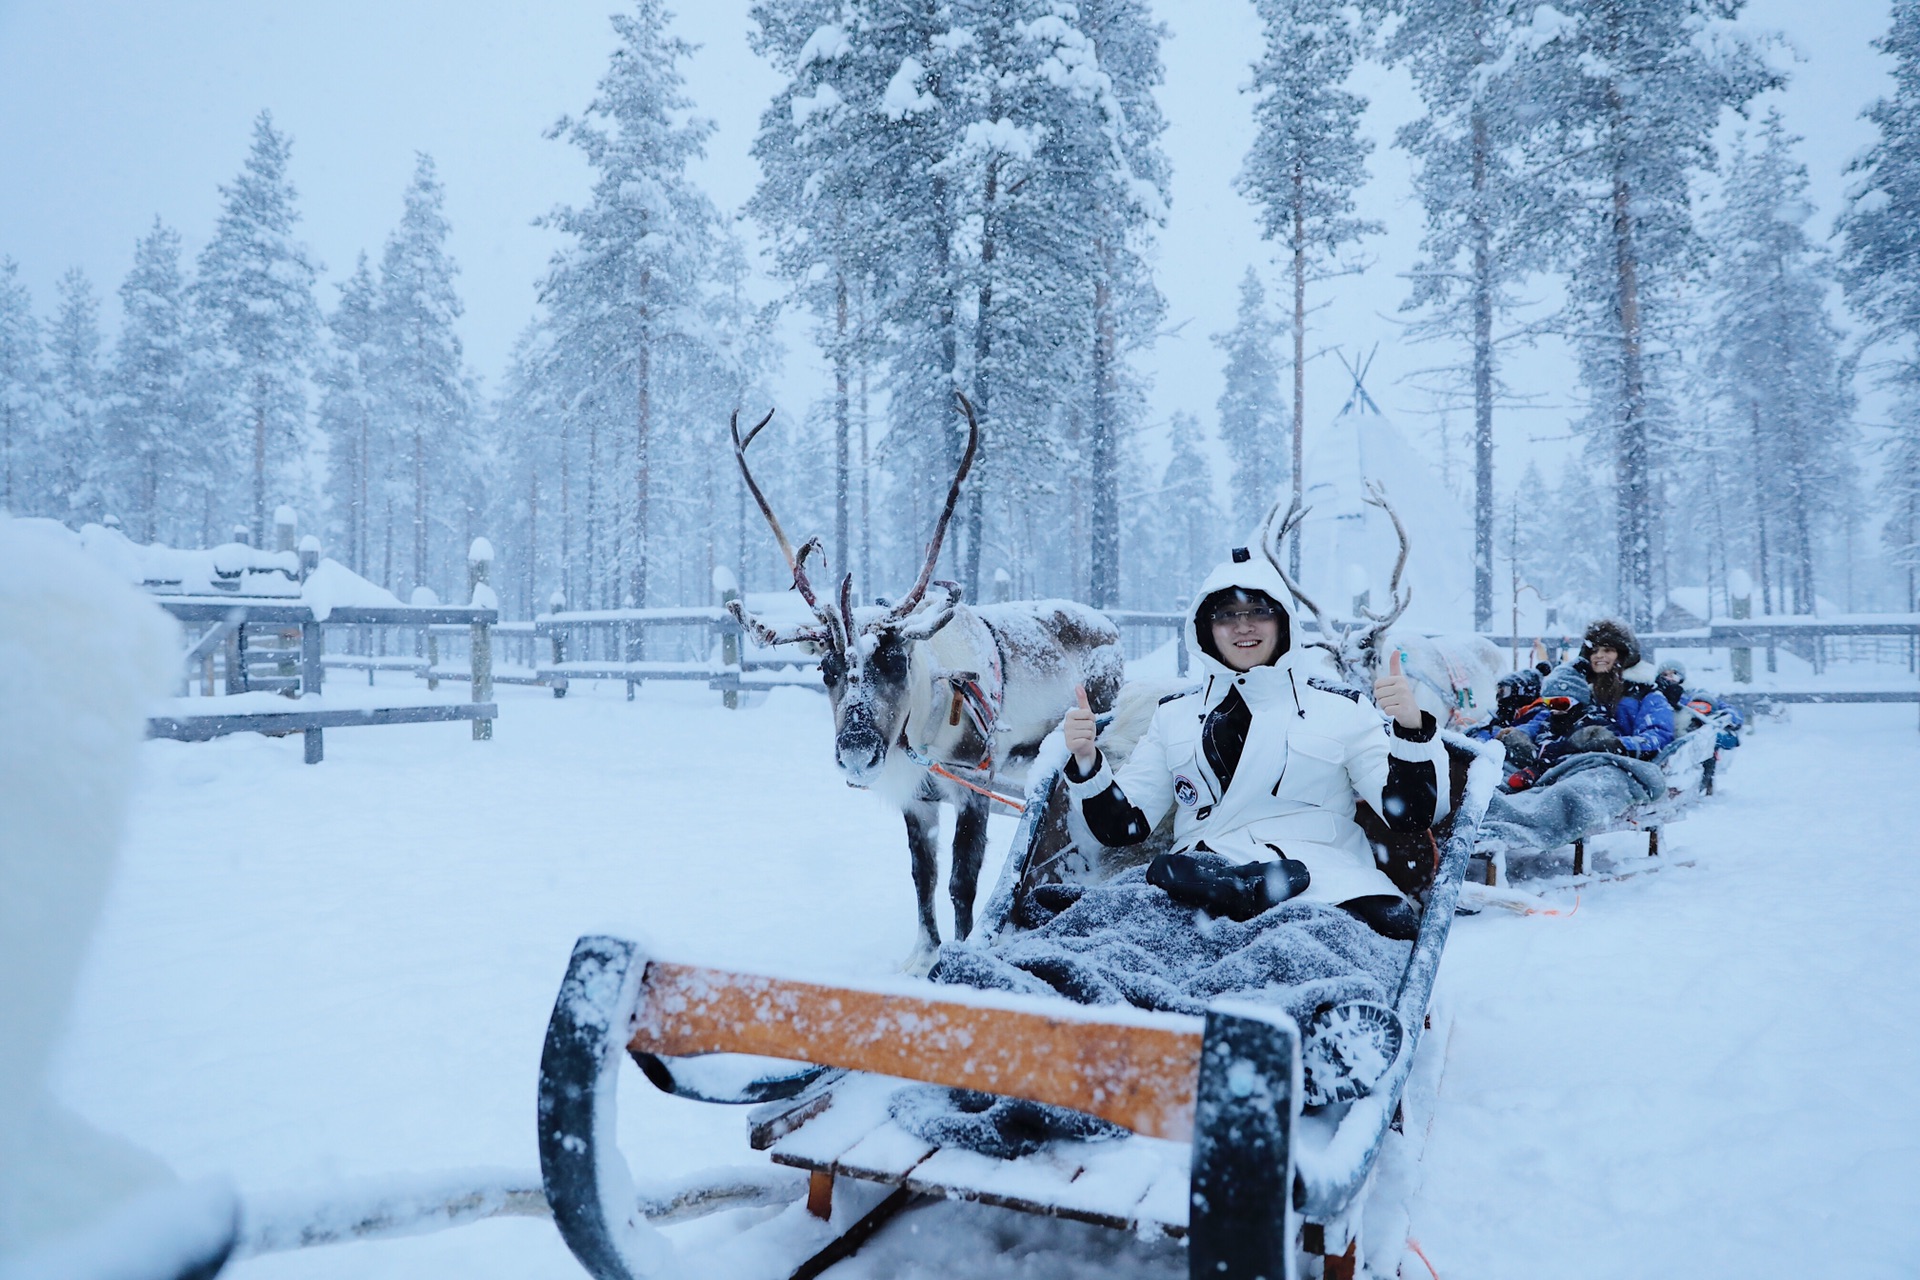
[1509,619,1674,765]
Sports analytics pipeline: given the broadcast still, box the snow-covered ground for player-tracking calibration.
[49,679,1920,1277]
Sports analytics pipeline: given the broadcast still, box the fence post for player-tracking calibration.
[301,605,325,764]
[469,538,496,741]
[715,566,741,710]
[274,505,297,555]
[548,590,568,699]
[413,587,441,690]
[1729,570,1752,685]
[1176,625,1189,678]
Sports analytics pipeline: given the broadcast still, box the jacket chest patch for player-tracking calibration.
[1173,774,1200,807]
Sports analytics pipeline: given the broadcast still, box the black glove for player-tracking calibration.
[1565,724,1625,755]
[1147,851,1310,921]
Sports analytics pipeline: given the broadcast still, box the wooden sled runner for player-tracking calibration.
[537,735,1502,1280]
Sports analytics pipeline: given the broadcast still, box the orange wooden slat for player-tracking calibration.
[629,962,1204,1141]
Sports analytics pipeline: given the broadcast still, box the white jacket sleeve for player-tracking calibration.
[1063,704,1177,846]
[1343,705,1451,831]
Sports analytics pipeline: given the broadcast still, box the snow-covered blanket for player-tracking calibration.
[904,865,1411,1156]
[1480,752,1667,852]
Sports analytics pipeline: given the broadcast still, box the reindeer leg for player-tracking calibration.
[903,801,942,972]
[949,795,991,941]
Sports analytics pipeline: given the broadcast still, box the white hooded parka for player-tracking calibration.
[1064,554,1451,907]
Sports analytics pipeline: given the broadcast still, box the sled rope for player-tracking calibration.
[1522,891,1581,918]
[928,761,1026,812]
[1407,1236,1443,1279]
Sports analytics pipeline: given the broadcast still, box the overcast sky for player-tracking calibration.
[0,0,1895,485]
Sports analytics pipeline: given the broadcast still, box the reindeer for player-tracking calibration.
[729,393,1124,968]
[1258,481,1503,731]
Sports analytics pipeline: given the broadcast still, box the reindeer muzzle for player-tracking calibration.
[835,725,889,784]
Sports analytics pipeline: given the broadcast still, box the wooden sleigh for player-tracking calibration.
[535,733,1503,1280]
[1470,711,1734,888]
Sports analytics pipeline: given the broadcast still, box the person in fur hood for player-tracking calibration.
[1058,548,1451,941]
[1512,618,1674,763]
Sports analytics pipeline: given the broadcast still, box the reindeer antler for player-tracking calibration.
[730,408,840,647]
[875,391,979,631]
[1258,493,1348,668]
[1354,481,1413,668]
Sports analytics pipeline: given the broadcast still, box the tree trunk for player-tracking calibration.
[965,157,999,603]
[1610,167,1652,630]
[834,266,851,580]
[414,410,427,595]
[1471,103,1495,631]
[560,414,572,609]
[1750,401,1773,615]
[634,324,651,611]
[1290,171,1307,581]
[858,287,872,596]
[586,416,599,610]
[1090,251,1119,609]
[253,394,267,547]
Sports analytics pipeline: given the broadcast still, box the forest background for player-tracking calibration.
[0,0,1912,633]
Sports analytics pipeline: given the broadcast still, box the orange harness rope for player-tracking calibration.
[927,762,1027,812]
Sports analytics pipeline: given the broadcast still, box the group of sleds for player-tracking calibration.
[520,417,1745,1280]
[90,404,1740,1280]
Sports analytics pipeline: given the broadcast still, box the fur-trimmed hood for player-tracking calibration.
[1580,617,1642,670]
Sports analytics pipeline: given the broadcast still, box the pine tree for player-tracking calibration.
[541,1,720,610]
[374,154,470,596]
[1505,0,1775,627]
[108,219,194,542]
[1838,0,1920,611]
[750,0,882,583]
[195,110,321,545]
[1213,268,1287,538]
[1383,0,1543,629]
[0,259,43,517]
[1238,0,1380,578]
[317,255,380,575]
[1158,410,1221,600]
[1703,112,1853,616]
[45,268,104,522]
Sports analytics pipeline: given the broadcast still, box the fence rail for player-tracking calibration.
[155,577,500,761]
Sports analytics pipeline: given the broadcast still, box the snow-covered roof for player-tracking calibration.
[24,519,403,620]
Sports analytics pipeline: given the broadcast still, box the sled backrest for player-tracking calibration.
[627,961,1205,1140]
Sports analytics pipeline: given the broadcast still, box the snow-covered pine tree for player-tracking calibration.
[1383,0,1542,629]
[0,260,43,517]
[373,154,470,598]
[1504,0,1775,628]
[108,220,193,543]
[1213,268,1287,538]
[1077,0,1169,609]
[195,110,321,546]
[316,255,380,576]
[750,0,886,583]
[541,1,721,611]
[1703,112,1853,616]
[1838,0,1920,612]
[1157,410,1221,603]
[45,268,105,524]
[1238,0,1380,578]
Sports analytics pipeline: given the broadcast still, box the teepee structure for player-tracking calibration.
[1289,349,1476,631]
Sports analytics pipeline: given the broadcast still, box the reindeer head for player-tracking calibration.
[728,394,979,787]
[1257,479,1412,685]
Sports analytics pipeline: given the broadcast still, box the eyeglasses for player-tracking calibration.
[1212,606,1279,626]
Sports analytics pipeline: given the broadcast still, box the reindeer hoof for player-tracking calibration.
[900,940,940,977]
